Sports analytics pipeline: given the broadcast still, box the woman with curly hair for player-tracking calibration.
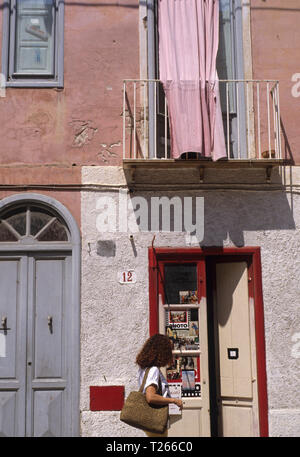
[136,333,183,437]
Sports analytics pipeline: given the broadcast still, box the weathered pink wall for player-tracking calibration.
[0,0,139,166]
[1,0,299,179]
[0,0,140,224]
[251,0,300,164]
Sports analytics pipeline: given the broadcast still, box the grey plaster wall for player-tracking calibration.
[80,166,300,437]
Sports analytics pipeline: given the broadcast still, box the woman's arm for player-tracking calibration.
[145,385,183,409]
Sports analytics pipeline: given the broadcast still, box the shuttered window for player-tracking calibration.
[151,0,246,159]
[217,0,237,113]
[217,0,247,157]
[2,0,64,87]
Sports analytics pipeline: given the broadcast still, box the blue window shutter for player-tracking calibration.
[217,0,247,158]
[217,0,235,80]
[217,0,237,114]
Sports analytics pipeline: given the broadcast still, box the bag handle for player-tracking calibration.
[139,367,151,393]
[157,371,163,395]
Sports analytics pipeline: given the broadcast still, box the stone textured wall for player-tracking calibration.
[80,166,300,437]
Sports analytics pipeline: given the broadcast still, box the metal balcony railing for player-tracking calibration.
[122,79,282,162]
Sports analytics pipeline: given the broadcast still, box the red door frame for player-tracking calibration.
[148,246,268,437]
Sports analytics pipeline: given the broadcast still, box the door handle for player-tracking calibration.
[0,316,10,332]
[48,316,53,333]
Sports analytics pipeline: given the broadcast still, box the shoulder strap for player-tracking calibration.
[139,367,151,392]
[157,370,164,395]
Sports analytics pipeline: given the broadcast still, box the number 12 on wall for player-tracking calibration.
[118,270,137,284]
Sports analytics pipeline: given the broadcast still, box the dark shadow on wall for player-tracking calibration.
[280,117,295,164]
[125,186,296,248]
[199,188,295,247]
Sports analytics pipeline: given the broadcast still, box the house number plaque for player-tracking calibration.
[118,270,137,284]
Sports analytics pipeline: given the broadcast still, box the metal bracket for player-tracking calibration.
[266,166,273,183]
[130,165,136,184]
[199,166,204,183]
[48,316,53,333]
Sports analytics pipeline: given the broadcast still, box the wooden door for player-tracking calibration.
[214,261,259,436]
[0,252,72,436]
[150,248,268,437]
[0,256,27,436]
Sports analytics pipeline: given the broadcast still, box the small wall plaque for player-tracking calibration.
[118,270,137,284]
[227,348,239,359]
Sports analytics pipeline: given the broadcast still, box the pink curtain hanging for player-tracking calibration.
[158,0,227,161]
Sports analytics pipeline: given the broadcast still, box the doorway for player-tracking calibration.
[0,194,80,436]
[149,247,268,437]
[206,257,260,436]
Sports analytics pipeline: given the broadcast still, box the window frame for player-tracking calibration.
[147,0,248,159]
[148,246,269,437]
[1,0,64,88]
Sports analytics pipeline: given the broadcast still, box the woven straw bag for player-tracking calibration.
[120,367,168,433]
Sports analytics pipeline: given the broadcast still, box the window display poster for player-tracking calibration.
[166,309,199,350]
[168,384,182,415]
[179,290,198,304]
[168,310,189,329]
[166,356,199,382]
[182,370,195,391]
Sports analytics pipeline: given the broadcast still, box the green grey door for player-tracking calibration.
[0,202,78,436]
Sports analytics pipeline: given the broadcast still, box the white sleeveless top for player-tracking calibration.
[138,366,170,398]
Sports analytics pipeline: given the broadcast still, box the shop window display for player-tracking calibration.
[162,263,201,398]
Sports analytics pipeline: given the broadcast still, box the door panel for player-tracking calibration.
[0,257,27,436]
[216,262,252,398]
[0,259,20,378]
[0,391,17,437]
[169,408,203,437]
[215,262,259,436]
[33,390,63,437]
[34,258,64,378]
[222,404,254,437]
[0,253,72,436]
[27,254,70,437]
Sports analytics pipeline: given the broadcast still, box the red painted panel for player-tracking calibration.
[252,249,269,437]
[90,386,124,411]
[149,246,159,336]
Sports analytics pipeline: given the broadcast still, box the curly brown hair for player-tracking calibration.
[136,334,173,369]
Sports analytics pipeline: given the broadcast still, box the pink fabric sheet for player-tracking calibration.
[158,0,227,161]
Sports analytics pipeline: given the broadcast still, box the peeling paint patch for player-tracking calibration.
[25,109,54,136]
[110,142,121,148]
[69,120,98,148]
[97,141,121,162]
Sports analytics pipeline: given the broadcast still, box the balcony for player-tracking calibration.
[122,79,286,183]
